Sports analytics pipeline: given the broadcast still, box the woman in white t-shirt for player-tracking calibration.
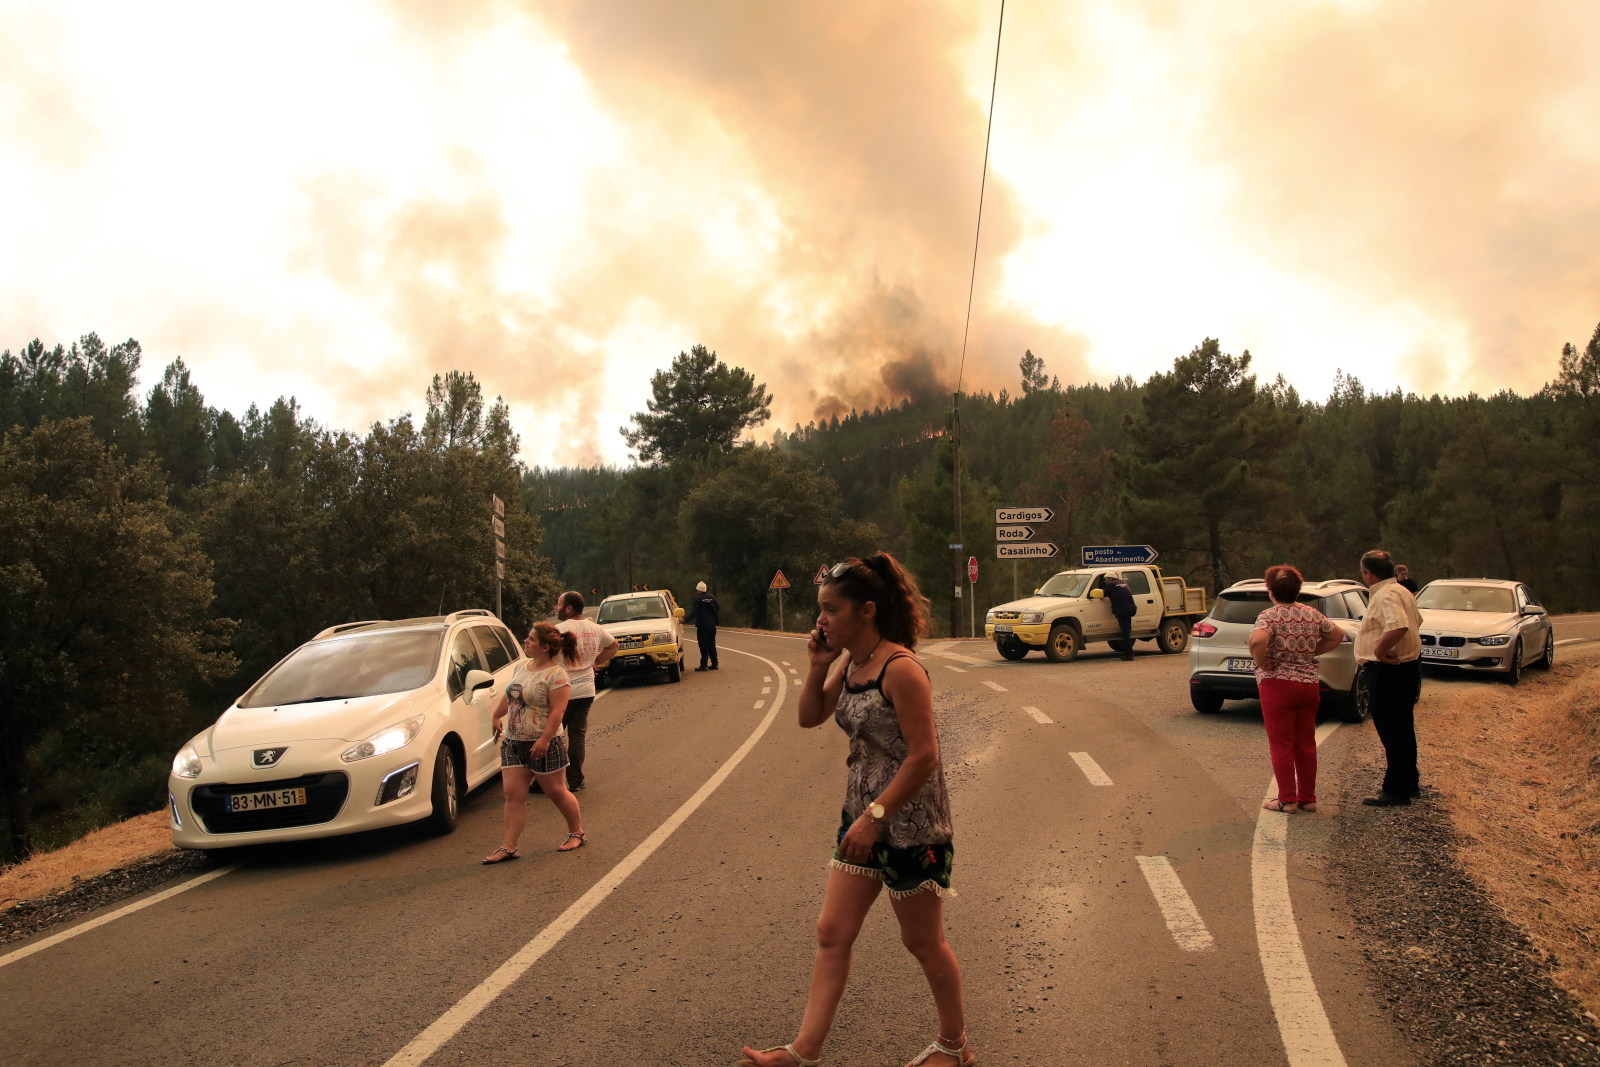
[483,622,586,862]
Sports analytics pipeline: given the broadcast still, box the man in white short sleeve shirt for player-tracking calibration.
[555,591,618,792]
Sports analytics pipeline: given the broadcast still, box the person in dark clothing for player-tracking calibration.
[689,581,720,671]
[1395,564,1419,594]
[1103,574,1138,660]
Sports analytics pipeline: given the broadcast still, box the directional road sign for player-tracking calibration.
[998,543,1059,559]
[492,494,505,518]
[494,539,506,560]
[1081,544,1159,566]
[996,507,1054,525]
[770,570,791,590]
[995,525,1035,543]
[495,560,504,579]
[814,564,829,584]
[492,516,505,540]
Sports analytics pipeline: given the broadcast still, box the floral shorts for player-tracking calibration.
[501,735,568,775]
[829,808,955,899]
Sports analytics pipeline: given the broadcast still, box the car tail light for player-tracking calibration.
[1191,621,1217,638]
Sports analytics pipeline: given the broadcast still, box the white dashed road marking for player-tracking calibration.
[1069,751,1113,786]
[793,678,802,686]
[1135,856,1215,952]
[943,665,967,674]
[754,700,765,709]
[982,680,1007,692]
[594,688,613,701]
[383,645,789,1067]
[0,863,242,969]
[761,687,770,694]
[1022,706,1053,724]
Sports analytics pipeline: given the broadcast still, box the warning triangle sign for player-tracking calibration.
[769,570,791,590]
[813,564,830,585]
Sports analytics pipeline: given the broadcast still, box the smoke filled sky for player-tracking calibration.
[4,1,1598,466]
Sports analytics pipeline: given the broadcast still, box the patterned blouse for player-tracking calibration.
[1252,603,1334,685]
[834,650,953,848]
[504,664,569,741]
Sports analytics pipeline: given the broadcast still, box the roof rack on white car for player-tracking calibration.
[313,620,393,640]
[445,609,496,622]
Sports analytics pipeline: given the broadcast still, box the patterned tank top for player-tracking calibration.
[834,650,954,848]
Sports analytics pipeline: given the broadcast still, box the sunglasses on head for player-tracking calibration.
[829,562,853,578]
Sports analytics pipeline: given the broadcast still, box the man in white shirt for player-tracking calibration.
[1355,550,1424,807]
[555,591,619,792]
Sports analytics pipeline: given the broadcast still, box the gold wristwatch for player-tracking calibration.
[867,801,886,823]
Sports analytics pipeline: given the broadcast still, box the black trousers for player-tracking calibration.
[1116,614,1133,644]
[564,696,594,789]
[697,625,718,668]
[1367,659,1421,797]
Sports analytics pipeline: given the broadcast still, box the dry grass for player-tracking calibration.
[1423,647,1600,1018]
[0,809,174,911]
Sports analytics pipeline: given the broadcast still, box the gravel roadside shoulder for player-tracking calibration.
[0,848,214,951]
[1331,728,1600,1066]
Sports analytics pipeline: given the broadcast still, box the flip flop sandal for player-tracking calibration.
[909,1035,976,1066]
[482,847,520,865]
[739,1044,819,1066]
[557,832,587,852]
[1262,799,1298,813]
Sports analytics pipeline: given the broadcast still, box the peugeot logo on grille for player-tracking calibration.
[253,747,288,768]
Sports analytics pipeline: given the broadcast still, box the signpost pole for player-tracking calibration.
[492,495,506,619]
[779,587,784,633]
[1012,560,1017,601]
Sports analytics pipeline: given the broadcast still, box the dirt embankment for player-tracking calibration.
[0,809,174,912]
[1424,653,1600,1016]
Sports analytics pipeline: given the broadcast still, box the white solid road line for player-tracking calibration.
[594,688,614,701]
[1254,720,1347,1067]
[1135,856,1215,952]
[1069,751,1113,786]
[1556,637,1591,646]
[983,680,1007,692]
[383,643,789,1067]
[943,665,967,674]
[1022,706,1053,724]
[0,863,241,970]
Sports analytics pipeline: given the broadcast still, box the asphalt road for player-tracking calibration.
[3,617,1597,1066]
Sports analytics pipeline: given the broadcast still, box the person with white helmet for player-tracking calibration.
[689,580,720,671]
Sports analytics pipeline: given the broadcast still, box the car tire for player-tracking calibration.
[1335,665,1372,723]
[421,743,459,836]
[1190,687,1224,713]
[997,640,1028,661]
[668,657,682,683]
[1506,639,1523,685]
[1535,630,1554,670]
[1044,624,1081,663]
[1156,618,1189,654]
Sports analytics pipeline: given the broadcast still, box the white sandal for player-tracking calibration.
[909,1034,976,1066]
[740,1044,819,1066]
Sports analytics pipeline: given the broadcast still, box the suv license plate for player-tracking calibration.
[994,624,1013,633]
[1421,646,1459,659]
[1227,657,1254,672]
[227,788,306,813]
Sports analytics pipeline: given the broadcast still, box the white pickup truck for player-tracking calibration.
[983,566,1208,662]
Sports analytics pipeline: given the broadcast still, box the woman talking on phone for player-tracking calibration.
[483,622,586,863]
[741,554,973,1067]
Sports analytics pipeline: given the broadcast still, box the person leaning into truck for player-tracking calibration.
[1102,573,1138,660]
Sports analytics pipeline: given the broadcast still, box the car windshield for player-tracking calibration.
[1037,573,1092,598]
[598,597,669,624]
[239,631,442,708]
[1416,585,1516,614]
[1210,591,1334,625]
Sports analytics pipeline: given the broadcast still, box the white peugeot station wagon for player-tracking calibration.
[169,610,522,850]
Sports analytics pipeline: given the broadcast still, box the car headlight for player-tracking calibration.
[985,611,996,624]
[1021,612,1045,624]
[172,743,203,779]
[342,715,425,763]
[1476,634,1512,647]
[649,632,673,645]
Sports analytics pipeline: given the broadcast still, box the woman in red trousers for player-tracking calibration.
[1250,565,1344,813]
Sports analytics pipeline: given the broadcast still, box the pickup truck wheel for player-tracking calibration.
[668,657,682,683]
[1334,665,1372,723]
[1044,625,1080,663]
[996,640,1028,661]
[1156,618,1189,654]
[1190,688,1224,713]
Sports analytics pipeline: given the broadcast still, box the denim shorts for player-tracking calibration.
[829,809,954,899]
[501,735,568,775]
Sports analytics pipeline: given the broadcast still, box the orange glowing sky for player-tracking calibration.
[4,1,1599,466]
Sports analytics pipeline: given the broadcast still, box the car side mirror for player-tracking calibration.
[673,607,685,619]
[1033,588,1041,595]
[1089,589,1105,599]
[1522,606,1544,616]
[463,669,495,699]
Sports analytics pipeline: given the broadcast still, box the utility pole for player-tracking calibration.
[950,395,964,638]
